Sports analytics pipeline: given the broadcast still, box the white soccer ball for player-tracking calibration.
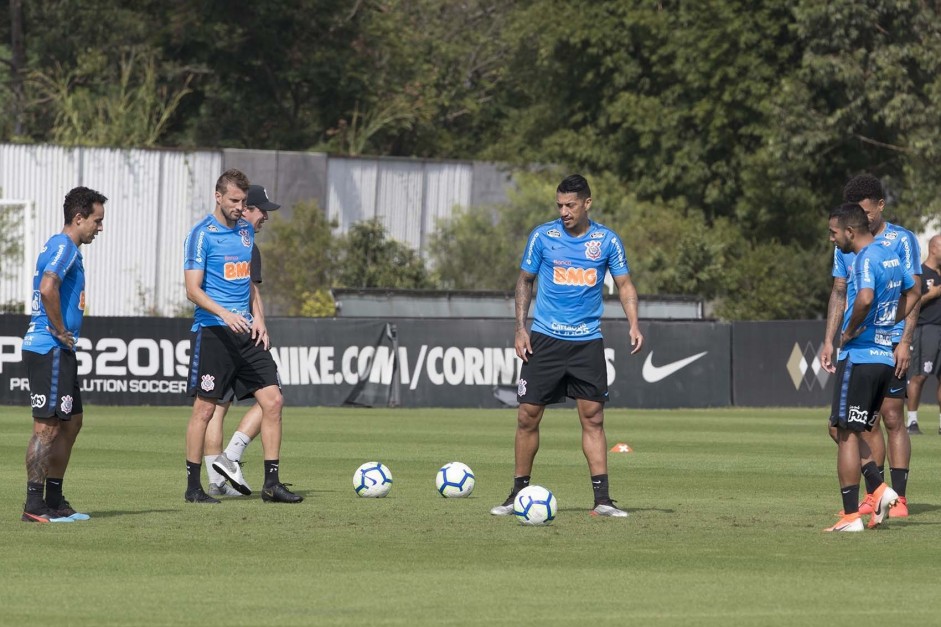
[513,485,557,526]
[353,462,393,498]
[435,461,476,498]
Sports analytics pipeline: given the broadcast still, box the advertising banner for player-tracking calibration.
[732,321,832,407]
[0,316,732,409]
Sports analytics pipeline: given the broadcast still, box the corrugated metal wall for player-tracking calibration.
[0,144,500,316]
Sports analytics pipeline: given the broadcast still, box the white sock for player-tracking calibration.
[205,455,225,485]
[224,431,252,462]
[907,410,918,427]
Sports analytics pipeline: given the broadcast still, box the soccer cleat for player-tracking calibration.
[824,512,863,532]
[261,483,303,503]
[184,487,221,504]
[489,494,516,516]
[838,492,875,516]
[50,498,90,521]
[207,482,244,497]
[889,495,909,518]
[590,500,629,517]
[211,453,252,495]
[908,422,923,435]
[867,482,899,529]
[21,503,74,523]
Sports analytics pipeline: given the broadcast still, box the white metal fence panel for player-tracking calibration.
[421,162,472,254]
[327,157,378,232]
[375,160,424,249]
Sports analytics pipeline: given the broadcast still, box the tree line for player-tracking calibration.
[3,1,940,319]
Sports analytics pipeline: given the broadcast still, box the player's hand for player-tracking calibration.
[251,318,270,349]
[820,341,835,374]
[629,328,644,355]
[220,310,251,334]
[47,326,75,349]
[515,328,532,362]
[894,341,911,378]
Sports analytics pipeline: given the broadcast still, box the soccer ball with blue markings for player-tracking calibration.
[353,462,393,498]
[435,461,476,498]
[513,485,557,526]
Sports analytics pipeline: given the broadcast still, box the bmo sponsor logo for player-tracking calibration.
[224,261,250,280]
[552,266,598,286]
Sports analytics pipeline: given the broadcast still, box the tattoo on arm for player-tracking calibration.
[515,274,534,331]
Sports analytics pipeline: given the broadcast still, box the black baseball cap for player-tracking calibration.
[246,185,280,211]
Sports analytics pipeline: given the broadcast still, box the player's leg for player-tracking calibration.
[253,384,301,503]
[826,360,867,531]
[204,400,243,497]
[22,348,73,522]
[906,374,926,434]
[185,396,220,503]
[906,325,928,434]
[227,402,262,462]
[492,332,562,516]
[46,411,90,520]
[881,381,910,517]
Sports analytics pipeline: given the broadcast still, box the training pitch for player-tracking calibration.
[2,405,941,625]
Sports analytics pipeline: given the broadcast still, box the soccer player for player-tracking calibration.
[204,184,280,497]
[823,202,918,532]
[21,186,106,523]
[819,174,921,519]
[906,234,941,435]
[183,170,301,504]
[490,174,644,518]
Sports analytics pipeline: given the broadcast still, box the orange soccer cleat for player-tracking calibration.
[889,495,909,518]
[825,512,863,532]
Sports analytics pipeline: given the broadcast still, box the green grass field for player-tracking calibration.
[2,405,941,626]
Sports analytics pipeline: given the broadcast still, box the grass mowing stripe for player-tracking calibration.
[2,405,941,625]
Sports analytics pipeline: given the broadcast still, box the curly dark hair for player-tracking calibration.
[63,187,107,225]
[842,174,884,203]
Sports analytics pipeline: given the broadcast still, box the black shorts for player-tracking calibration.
[910,325,941,378]
[24,348,83,420]
[829,360,894,432]
[187,326,280,401]
[517,332,607,405]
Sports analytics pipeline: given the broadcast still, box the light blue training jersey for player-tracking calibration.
[832,221,920,344]
[839,241,914,366]
[183,214,254,331]
[22,233,85,354]
[520,218,630,341]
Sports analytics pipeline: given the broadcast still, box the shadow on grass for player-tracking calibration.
[88,509,179,518]
[907,502,941,515]
[556,506,675,514]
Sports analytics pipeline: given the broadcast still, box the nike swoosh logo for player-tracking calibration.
[642,351,708,383]
[890,387,903,394]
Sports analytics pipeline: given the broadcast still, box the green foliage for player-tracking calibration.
[9,1,941,317]
[335,220,431,289]
[299,289,337,318]
[260,200,338,316]
[30,48,193,148]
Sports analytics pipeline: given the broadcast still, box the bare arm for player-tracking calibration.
[894,275,922,377]
[249,281,269,349]
[820,277,847,373]
[840,287,873,345]
[514,270,536,362]
[613,273,644,354]
[39,272,74,349]
[184,269,251,333]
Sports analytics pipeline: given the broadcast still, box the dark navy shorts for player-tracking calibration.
[187,326,280,401]
[516,332,608,405]
[24,347,83,420]
[829,359,894,432]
